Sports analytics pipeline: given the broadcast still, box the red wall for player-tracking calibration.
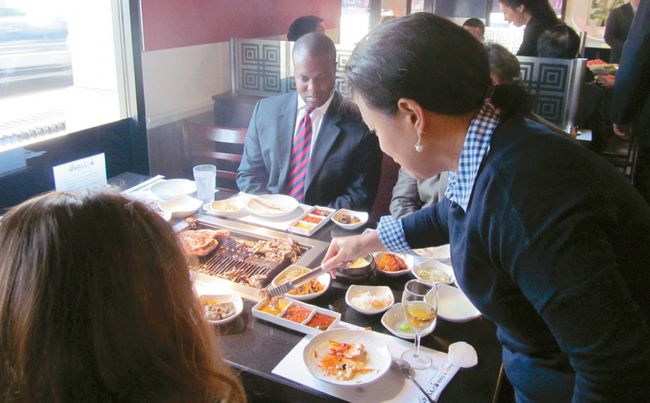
[141,0,341,51]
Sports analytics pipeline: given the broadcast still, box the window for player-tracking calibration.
[0,0,134,153]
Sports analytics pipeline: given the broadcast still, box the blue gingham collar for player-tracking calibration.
[444,103,500,211]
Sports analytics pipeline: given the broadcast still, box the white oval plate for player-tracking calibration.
[345,285,394,315]
[158,194,202,218]
[427,284,481,322]
[331,208,369,230]
[413,244,450,260]
[381,302,436,340]
[198,293,244,325]
[271,265,331,301]
[411,259,455,285]
[245,194,299,218]
[303,328,391,386]
[373,252,414,277]
[204,196,246,218]
[151,179,196,200]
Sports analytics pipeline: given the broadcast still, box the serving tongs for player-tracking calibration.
[261,262,348,299]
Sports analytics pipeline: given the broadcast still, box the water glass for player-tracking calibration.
[401,279,438,370]
[193,164,216,204]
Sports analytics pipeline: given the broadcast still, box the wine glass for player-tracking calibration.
[401,279,438,370]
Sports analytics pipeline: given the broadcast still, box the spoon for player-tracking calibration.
[392,358,436,403]
[428,341,478,401]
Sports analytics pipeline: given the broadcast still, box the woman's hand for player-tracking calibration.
[321,229,386,273]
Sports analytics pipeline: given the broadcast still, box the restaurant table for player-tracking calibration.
[206,191,503,403]
[113,178,503,402]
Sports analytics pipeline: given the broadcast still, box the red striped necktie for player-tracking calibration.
[288,106,315,202]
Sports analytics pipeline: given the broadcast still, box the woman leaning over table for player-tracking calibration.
[322,13,650,402]
[0,192,246,402]
[499,0,559,56]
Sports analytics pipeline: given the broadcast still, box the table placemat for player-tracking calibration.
[272,323,461,402]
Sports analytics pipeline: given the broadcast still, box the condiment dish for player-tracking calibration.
[381,302,436,339]
[331,208,368,230]
[412,259,455,285]
[373,252,414,277]
[345,285,394,315]
[198,293,243,325]
[150,178,196,200]
[158,194,202,218]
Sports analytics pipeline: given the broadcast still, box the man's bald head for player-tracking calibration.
[292,33,337,109]
[292,32,337,64]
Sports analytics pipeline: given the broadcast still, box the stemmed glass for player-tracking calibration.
[401,279,438,370]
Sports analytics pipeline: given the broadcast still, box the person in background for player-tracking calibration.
[323,13,650,401]
[499,0,560,56]
[611,0,650,204]
[390,170,448,218]
[462,17,486,41]
[537,23,610,151]
[237,33,381,211]
[287,15,325,41]
[605,0,640,63]
[486,43,522,85]
[0,192,246,402]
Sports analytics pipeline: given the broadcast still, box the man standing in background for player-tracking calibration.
[605,0,640,63]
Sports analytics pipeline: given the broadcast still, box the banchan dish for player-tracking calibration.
[288,206,335,236]
[252,298,340,335]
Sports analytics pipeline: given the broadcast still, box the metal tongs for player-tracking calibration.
[261,262,348,299]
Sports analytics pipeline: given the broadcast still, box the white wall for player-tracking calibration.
[142,41,231,128]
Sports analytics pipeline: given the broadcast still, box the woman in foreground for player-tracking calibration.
[0,192,245,402]
[323,13,650,402]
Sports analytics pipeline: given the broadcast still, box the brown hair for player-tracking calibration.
[0,192,245,402]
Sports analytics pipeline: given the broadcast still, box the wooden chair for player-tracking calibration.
[369,153,400,223]
[182,120,247,192]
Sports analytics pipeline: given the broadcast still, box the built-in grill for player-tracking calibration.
[175,214,329,299]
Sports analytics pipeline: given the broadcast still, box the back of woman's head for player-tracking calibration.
[487,43,521,85]
[499,0,558,21]
[346,12,490,116]
[0,192,245,402]
[537,24,580,59]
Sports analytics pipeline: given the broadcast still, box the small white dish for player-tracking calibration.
[427,284,481,323]
[413,244,451,260]
[158,195,202,218]
[373,252,414,277]
[198,293,244,325]
[271,265,331,301]
[412,259,455,285]
[331,209,369,230]
[303,328,391,386]
[151,179,196,200]
[381,302,436,340]
[345,285,394,315]
[245,194,299,218]
[204,196,246,218]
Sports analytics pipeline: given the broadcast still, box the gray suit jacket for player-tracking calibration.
[389,169,448,219]
[236,91,381,211]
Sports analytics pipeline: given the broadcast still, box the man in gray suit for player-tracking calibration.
[237,33,381,211]
[605,0,639,63]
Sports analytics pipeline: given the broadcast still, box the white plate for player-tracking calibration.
[245,194,299,218]
[345,285,394,315]
[411,259,455,285]
[204,196,246,218]
[413,244,450,260]
[303,329,391,386]
[150,179,196,200]
[381,302,436,340]
[373,252,414,277]
[427,284,481,323]
[198,293,244,325]
[331,208,369,230]
[158,194,202,218]
[271,265,331,301]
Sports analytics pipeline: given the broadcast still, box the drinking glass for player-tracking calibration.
[401,279,438,370]
[193,164,216,204]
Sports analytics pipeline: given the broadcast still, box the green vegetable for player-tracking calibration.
[398,321,414,333]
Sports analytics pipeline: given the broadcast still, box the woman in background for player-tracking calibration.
[323,13,650,402]
[0,192,245,402]
[499,0,559,56]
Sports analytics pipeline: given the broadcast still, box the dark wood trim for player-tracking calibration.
[129,0,149,175]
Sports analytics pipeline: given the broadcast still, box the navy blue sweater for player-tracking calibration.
[402,118,650,402]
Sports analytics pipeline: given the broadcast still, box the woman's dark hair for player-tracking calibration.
[346,12,531,119]
[499,0,559,22]
[287,15,324,41]
[487,43,521,84]
[0,192,246,402]
[537,24,580,59]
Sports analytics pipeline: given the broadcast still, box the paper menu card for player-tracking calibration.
[272,323,459,403]
[53,153,107,192]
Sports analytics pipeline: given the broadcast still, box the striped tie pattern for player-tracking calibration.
[288,106,314,202]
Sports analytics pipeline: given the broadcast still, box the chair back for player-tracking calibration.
[369,153,400,223]
[182,120,247,192]
[517,56,586,133]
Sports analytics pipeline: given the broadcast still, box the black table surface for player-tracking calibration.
[113,176,503,402]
